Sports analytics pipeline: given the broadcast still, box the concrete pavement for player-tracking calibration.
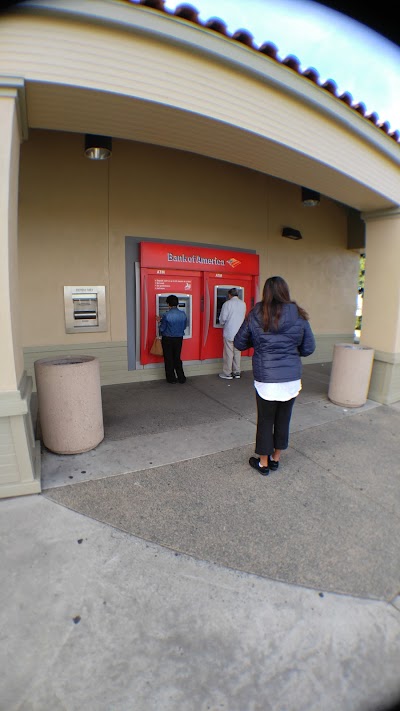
[2,364,400,711]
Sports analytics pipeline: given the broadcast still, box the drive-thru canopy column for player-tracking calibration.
[0,79,40,498]
[361,209,400,404]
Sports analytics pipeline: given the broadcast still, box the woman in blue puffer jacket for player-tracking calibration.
[234,276,315,476]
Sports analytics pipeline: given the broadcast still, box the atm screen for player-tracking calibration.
[156,293,192,338]
[214,286,244,327]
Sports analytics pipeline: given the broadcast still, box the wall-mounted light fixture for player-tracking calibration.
[302,187,320,207]
[84,134,112,160]
[282,227,302,240]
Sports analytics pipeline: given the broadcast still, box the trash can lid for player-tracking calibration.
[335,343,374,351]
[34,355,97,366]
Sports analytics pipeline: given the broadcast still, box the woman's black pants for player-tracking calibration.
[161,336,186,383]
[255,392,296,455]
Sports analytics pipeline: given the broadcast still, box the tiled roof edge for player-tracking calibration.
[127,0,399,145]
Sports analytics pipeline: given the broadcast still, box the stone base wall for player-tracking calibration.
[0,372,41,499]
[23,334,352,391]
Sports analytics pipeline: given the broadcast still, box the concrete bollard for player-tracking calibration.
[34,355,104,454]
[328,343,374,408]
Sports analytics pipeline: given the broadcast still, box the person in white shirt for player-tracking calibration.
[218,288,247,379]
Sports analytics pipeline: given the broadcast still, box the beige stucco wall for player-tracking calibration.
[358,211,400,404]
[18,129,358,355]
[19,130,109,346]
[361,214,400,354]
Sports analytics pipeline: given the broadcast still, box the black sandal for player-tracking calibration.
[268,456,279,471]
[249,457,270,476]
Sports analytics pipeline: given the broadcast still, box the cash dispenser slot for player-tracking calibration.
[73,294,98,325]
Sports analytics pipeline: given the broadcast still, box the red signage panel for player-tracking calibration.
[140,242,259,275]
[139,242,259,366]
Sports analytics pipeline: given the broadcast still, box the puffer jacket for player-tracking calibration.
[233,302,315,382]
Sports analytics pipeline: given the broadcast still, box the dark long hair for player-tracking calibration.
[261,276,309,331]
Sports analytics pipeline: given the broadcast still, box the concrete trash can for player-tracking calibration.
[34,355,104,454]
[328,343,374,408]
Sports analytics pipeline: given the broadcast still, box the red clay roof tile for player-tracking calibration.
[282,55,301,72]
[258,42,279,60]
[204,18,228,35]
[231,29,255,48]
[174,4,201,23]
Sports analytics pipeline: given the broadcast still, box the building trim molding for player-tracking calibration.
[370,349,400,365]
[361,207,400,222]
[368,359,400,405]
[0,76,28,141]
[0,371,41,500]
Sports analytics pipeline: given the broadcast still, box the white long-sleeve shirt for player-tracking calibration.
[219,296,246,341]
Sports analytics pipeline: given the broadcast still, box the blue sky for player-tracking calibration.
[164,0,400,133]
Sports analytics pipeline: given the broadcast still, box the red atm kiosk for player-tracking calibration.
[140,242,259,365]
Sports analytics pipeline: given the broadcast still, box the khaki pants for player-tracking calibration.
[222,337,241,376]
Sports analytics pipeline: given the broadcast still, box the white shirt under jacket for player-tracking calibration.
[255,380,302,401]
[219,296,246,341]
